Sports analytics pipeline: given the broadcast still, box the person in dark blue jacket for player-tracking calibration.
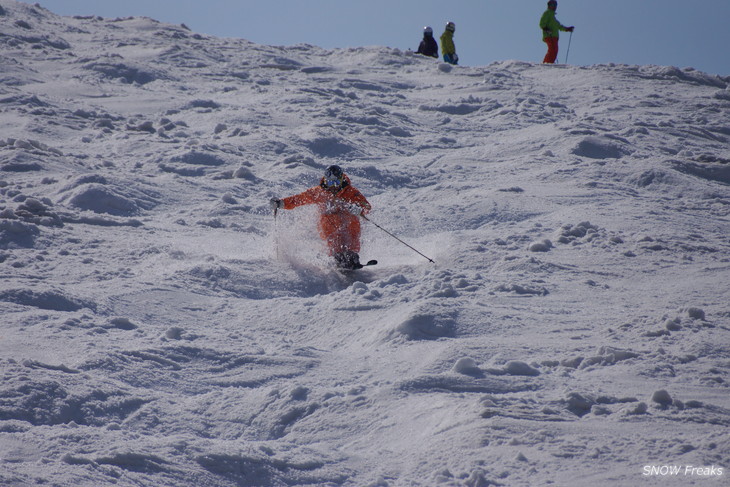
[416,26,439,58]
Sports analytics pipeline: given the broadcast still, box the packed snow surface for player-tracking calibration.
[1,1,729,486]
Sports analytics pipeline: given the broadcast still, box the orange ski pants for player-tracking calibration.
[319,212,361,255]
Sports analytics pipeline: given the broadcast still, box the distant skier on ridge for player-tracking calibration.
[270,165,372,270]
[440,21,458,65]
[539,0,574,64]
[416,26,439,58]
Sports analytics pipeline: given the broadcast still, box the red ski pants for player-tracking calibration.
[543,37,559,64]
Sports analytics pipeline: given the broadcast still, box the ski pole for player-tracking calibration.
[361,215,435,263]
[273,207,279,260]
[564,31,573,65]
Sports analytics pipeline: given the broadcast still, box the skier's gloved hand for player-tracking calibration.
[345,203,365,216]
[269,198,282,211]
[566,26,574,32]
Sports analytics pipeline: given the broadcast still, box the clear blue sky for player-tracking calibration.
[28,1,730,76]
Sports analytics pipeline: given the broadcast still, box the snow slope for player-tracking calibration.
[1,1,729,485]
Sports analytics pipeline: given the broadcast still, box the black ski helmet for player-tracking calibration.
[324,164,343,180]
[323,164,345,188]
[548,0,557,7]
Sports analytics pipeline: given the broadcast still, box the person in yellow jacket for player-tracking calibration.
[440,22,458,65]
[540,0,574,64]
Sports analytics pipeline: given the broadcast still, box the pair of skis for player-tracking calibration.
[338,259,378,272]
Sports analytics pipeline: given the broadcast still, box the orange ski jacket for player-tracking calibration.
[281,175,371,254]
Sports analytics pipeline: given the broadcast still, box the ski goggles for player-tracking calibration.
[324,177,343,187]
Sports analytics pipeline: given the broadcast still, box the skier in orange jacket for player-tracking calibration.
[270,165,371,269]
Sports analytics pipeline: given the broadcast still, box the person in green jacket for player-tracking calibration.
[440,21,458,65]
[539,0,574,64]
